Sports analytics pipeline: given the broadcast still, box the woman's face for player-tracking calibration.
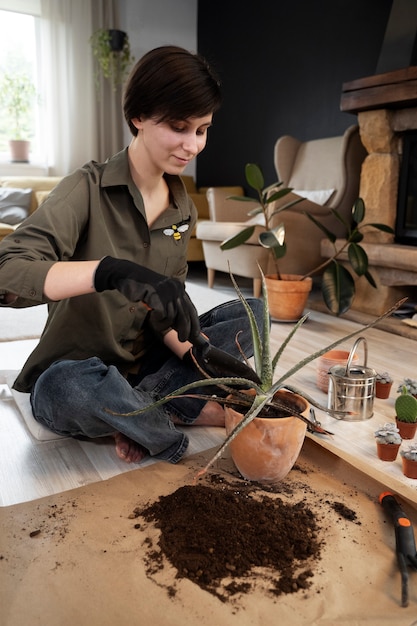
[131,114,213,174]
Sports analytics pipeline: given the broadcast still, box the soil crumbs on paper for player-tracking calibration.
[131,468,331,603]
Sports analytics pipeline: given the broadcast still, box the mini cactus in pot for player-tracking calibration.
[375,371,393,399]
[400,443,417,478]
[374,423,402,461]
[395,386,417,439]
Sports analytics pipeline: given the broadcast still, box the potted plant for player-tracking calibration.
[400,444,417,478]
[374,423,402,461]
[220,163,394,319]
[90,28,135,91]
[0,72,38,162]
[396,378,417,398]
[375,371,393,399]
[395,386,417,440]
[115,271,404,484]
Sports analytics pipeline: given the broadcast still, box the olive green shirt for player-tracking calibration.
[0,149,197,392]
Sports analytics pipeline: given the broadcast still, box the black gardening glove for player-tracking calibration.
[94,256,200,342]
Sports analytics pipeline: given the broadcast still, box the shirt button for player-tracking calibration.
[14,238,21,243]
[129,306,135,313]
[29,289,36,297]
[143,242,149,248]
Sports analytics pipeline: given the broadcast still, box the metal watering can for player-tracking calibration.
[327,337,376,421]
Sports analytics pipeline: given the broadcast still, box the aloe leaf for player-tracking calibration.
[348,242,368,276]
[259,271,273,388]
[229,269,263,376]
[268,298,405,396]
[221,226,255,250]
[271,313,309,373]
[321,262,355,315]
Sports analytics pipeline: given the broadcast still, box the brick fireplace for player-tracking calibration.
[322,67,417,315]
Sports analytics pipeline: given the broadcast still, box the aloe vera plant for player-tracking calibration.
[221,163,394,316]
[114,269,404,479]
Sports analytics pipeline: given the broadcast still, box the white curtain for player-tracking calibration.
[40,0,124,175]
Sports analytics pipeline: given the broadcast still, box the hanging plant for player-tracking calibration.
[90,28,135,91]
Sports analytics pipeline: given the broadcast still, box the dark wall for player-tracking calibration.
[197,0,393,189]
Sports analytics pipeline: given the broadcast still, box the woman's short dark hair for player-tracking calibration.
[123,45,222,136]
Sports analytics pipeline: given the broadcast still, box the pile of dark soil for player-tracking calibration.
[132,474,324,602]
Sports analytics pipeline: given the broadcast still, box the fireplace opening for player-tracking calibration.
[396,130,417,246]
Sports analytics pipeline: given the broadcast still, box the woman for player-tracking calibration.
[0,46,262,465]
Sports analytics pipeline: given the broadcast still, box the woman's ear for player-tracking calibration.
[131,117,142,131]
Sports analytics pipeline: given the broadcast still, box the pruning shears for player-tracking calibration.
[379,491,417,607]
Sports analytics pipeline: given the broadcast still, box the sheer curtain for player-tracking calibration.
[40,0,124,175]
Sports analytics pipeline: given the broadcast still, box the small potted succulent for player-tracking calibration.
[400,443,417,479]
[375,371,393,399]
[374,423,402,461]
[397,378,417,398]
[395,386,417,440]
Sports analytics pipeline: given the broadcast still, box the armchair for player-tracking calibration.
[196,125,367,295]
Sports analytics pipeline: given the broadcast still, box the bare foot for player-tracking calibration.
[112,433,148,463]
[172,401,225,427]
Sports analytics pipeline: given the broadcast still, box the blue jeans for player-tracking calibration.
[30,298,264,463]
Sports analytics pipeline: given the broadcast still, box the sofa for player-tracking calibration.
[0,175,213,262]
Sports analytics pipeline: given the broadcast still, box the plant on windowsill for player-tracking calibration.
[374,423,402,461]
[0,72,38,163]
[220,163,394,319]
[400,444,417,479]
[375,371,393,399]
[112,269,404,484]
[90,28,135,91]
[395,385,417,440]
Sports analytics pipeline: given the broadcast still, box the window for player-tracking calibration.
[0,5,44,166]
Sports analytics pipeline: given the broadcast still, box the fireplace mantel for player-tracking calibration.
[341,67,417,113]
[320,68,417,315]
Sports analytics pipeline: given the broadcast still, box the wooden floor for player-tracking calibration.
[1,267,416,507]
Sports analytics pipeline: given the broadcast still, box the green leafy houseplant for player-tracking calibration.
[113,270,404,481]
[221,163,394,316]
[90,28,135,91]
[0,72,37,140]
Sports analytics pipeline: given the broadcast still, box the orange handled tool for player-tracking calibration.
[379,491,417,607]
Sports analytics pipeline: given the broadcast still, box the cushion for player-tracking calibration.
[292,188,335,205]
[0,187,32,224]
[35,190,51,206]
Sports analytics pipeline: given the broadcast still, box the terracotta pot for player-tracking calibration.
[316,349,359,393]
[376,441,400,461]
[9,139,30,163]
[375,381,393,399]
[402,456,417,479]
[395,418,417,440]
[224,389,308,483]
[264,274,312,322]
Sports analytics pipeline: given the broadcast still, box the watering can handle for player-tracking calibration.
[345,336,368,374]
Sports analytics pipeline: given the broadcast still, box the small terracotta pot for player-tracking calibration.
[376,441,400,461]
[402,456,417,479]
[375,381,393,399]
[264,274,312,322]
[395,418,417,440]
[224,389,308,483]
[316,350,359,393]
